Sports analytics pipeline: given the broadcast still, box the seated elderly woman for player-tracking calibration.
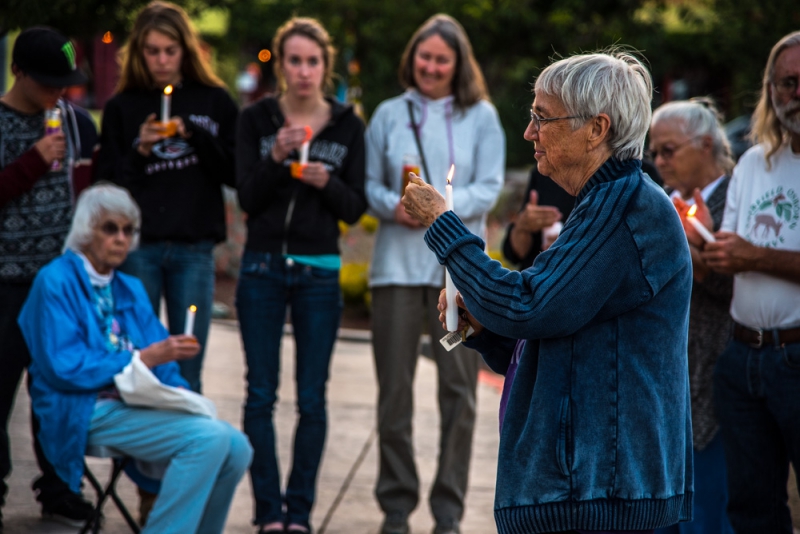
[18,184,252,533]
[403,50,694,534]
[650,99,735,534]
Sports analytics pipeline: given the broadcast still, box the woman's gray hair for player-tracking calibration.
[535,48,653,160]
[651,98,735,174]
[63,183,141,253]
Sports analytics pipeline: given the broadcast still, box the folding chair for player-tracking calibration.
[81,445,140,534]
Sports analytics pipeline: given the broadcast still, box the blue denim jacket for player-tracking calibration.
[425,158,694,533]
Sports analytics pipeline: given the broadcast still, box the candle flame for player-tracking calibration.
[101,31,113,44]
[687,205,698,217]
[164,85,173,96]
[189,305,197,312]
[446,164,455,185]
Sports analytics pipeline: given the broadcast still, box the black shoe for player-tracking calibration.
[41,492,95,528]
[432,519,460,534]
[381,512,409,534]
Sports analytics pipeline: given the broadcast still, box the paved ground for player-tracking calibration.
[4,321,502,533]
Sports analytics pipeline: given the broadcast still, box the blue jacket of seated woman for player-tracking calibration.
[18,250,188,492]
[426,158,694,533]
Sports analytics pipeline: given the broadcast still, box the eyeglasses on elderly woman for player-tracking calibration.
[528,109,588,131]
[646,136,702,161]
[98,220,139,237]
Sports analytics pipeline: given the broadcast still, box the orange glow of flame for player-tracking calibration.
[303,125,313,142]
[164,85,173,96]
[189,305,197,313]
[446,164,455,185]
[687,205,698,217]
[258,49,271,62]
[102,31,113,44]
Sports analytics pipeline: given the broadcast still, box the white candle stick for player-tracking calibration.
[161,84,173,124]
[300,142,309,165]
[184,305,196,336]
[686,204,716,243]
[300,126,312,165]
[444,164,458,332]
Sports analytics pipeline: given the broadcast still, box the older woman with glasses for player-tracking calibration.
[18,184,252,533]
[402,49,694,534]
[649,101,735,534]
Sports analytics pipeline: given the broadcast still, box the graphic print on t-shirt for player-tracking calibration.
[745,186,799,247]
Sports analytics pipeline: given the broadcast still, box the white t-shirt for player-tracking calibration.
[721,143,800,329]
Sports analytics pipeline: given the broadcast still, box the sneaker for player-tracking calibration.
[41,492,95,528]
[381,512,409,534]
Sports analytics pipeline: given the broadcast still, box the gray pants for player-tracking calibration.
[371,285,480,524]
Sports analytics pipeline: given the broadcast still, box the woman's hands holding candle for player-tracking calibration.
[272,120,312,163]
[402,174,447,227]
[673,189,715,248]
[437,289,483,337]
[136,113,171,156]
[139,335,201,368]
[170,116,192,139]
[297,162,330,189]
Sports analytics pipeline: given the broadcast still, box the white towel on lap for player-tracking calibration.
[114,353,217,419]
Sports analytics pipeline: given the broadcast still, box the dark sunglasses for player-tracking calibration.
[99,221,138,237]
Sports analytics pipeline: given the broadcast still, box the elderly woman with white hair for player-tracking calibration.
[649,99,735,534]
[17,183,252,533]
[402,49,694,534]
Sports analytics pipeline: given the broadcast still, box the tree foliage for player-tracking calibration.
[5,0,799,165]
[0,0,229,39]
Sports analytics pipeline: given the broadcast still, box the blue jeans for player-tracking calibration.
[120,241,215,393]
[236,251,342,528]
[714,337,800,534]
[655,432,734,534]
[89,400,252,534]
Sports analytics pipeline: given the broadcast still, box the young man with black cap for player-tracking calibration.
[0,26,98,530]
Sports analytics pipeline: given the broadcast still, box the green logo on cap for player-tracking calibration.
[61,42,76,69]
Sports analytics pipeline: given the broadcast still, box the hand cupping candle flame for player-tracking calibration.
[686,204,716,243]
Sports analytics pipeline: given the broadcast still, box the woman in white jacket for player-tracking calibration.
[365,14,505,534]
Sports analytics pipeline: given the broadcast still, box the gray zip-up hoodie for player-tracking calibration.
[366,88,505,288]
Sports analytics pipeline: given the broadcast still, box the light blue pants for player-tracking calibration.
[88,401,252,534]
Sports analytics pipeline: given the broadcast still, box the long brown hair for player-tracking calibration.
[272,17,337,94]
[398,14,489,110]
[750,31,800,168]
[116,0,225,92]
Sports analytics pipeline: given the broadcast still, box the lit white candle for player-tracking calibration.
[686,204,716,243]
[184,304,197,336]
[444,164,458,332]
[300,126,312,165]
[161,84,173,124]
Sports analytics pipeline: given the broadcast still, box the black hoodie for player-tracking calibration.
[236,96,366,255]
[95,80,237,243]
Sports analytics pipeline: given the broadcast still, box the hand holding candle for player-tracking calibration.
[184,305,197,337]
[686,204,716,243]
[444,164,458,331]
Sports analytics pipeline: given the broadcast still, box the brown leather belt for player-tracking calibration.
[733,322,800,348]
